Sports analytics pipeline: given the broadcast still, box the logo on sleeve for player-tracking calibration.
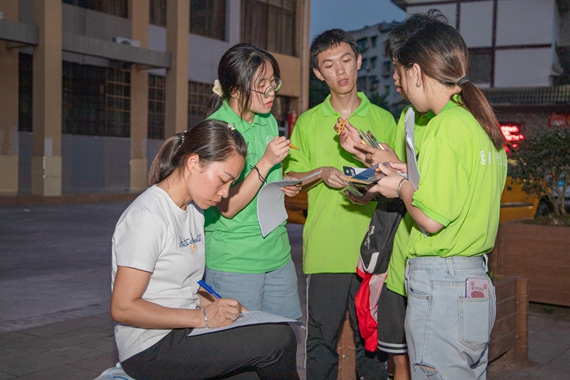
[479,150,507,167]
[266,135,275,145]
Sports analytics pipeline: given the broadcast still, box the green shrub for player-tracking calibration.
[509,126,570,216]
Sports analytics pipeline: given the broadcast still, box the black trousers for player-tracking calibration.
[305,273,388,380]
[122,323,299,380]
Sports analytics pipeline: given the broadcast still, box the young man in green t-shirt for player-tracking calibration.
[284,29,396,380]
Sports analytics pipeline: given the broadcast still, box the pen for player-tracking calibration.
[198,280,222,298]
[198,280,244,318]
[289,143,299,151]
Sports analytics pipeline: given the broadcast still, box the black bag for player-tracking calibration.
[359,196,406,274]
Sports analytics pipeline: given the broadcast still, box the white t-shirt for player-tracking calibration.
[111,185,205,362]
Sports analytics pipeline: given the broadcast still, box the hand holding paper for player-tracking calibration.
[281,175,302,197]
[257,171,321,237]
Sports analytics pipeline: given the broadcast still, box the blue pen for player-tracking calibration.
[198,280,244,318]
[198,280,223,299]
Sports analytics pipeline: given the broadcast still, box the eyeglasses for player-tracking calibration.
[251,78,282,99]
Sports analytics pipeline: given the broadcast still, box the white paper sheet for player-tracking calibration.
[188,310,304,336]
[404,107,420,190]
[404,107,427,236]
[257,171,321,237]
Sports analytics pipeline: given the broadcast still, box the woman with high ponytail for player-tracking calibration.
[370,10,507,379]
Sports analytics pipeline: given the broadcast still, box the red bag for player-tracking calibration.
[355,257,387,352]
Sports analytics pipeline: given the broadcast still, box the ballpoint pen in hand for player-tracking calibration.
[197,280,244,318]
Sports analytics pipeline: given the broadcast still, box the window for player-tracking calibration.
[241,0,296,56]
[356,38,368,53]
[369,75,379,91]
[148,74,165,139]
[468,49,492,84]
[357,76,367,92]
[191,0,226,41]
[18,54,33,132]
[361,58,368,71]
[62,0,128,18]
[62,62,130,137]
[62,62,107,136]
[371,36,377,48]
[381,60,391,78]
[370,56,377,69]
[19,55,132,136]
[188,81,212,129]
[105,67,131,137]
[150,0,166,27]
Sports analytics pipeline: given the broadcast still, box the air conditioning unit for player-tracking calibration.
[112,37,141,47]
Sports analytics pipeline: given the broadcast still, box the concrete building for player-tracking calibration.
[0,0,310,196]
[349,21,404,116]
[392,0,570,138]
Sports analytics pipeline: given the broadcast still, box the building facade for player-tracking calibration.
[0,0,310,196]
[349,21,405,116]
[392,0,570,139]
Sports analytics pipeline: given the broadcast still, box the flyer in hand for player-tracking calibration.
[359,129,383,150]
[343,164,383,197]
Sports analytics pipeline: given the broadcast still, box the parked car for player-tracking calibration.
[500,176,539,221]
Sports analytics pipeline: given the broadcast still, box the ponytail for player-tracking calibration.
[457,82,505,150]
[393,11,505,151]
[148,119,247,187]
[206,79,224,117]
[148,133,184,186]
[206,94,223,117]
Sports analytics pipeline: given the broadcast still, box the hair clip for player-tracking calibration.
[180,130,187,143]
[227,123,236,131]
[212,79,223,97]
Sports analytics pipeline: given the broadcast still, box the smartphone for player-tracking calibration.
[465,278,489,298]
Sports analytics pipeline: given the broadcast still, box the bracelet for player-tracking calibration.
[201,307,209,328]
[397,177,408,199]
[250,165,267,184]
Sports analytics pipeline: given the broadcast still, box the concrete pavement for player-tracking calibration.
[1,199,570,379]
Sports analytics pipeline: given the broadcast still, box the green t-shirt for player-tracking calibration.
[204,101,290,273]
[407,98,507,260]
[284,93,397,274]
[386,106,434,296]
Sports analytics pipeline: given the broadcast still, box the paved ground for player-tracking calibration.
[1,199,570,379]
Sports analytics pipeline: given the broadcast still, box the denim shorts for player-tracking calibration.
[204,258,302,319]
[404,255,496,380]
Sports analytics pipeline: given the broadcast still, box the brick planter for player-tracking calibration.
[488,276,528,363]
[489,222,570,307]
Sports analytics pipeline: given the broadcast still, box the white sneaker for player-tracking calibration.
[94,363,136,380]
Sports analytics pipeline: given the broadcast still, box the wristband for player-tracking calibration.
[250,165,267,184]
[201,307,209,328]
[397,177,408,199]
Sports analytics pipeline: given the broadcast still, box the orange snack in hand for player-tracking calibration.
[336,119,346,135]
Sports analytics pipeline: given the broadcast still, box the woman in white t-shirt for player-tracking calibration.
[110,119,299,380]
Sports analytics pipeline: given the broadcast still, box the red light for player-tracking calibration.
[500,123,524,149]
